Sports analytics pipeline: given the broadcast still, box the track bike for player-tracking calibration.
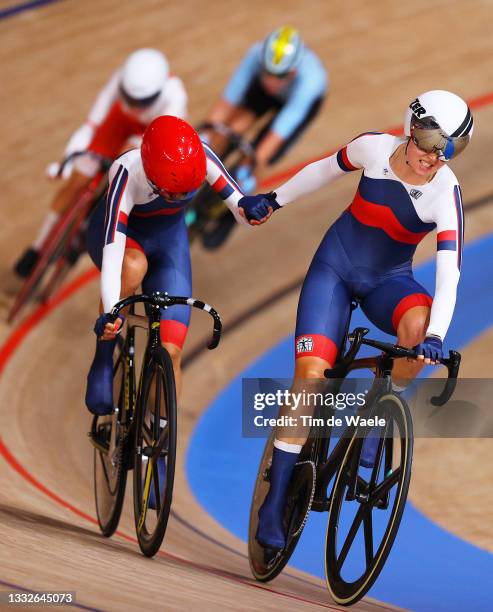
[186,122,257,250]
[89,291,221,557]
[248,301,460,606]
[8,152,111,323]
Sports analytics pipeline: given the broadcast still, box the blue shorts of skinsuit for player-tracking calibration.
[295,220,432,364]
[87,199,192,348]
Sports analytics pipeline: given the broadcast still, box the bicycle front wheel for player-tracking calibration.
[93,337,130,537]
[133,346,177,557]
[325,393,413,606]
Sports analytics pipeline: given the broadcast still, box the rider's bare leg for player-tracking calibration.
[393,305,430,388]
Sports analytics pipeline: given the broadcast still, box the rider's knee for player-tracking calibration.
[397,308,429,348]
[163,342,182,368]
[294,356,330,380]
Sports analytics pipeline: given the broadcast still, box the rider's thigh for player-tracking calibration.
[295,258,351,367]
[121,247,148,293]
[361,275,432,338]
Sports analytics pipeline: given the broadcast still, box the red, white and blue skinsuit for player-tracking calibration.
[87,143,247,348]
[274,133,464,365]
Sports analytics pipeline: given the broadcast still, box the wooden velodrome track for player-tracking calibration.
[1,1,492,610]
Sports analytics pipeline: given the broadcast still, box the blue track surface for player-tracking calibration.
[187,234,493,612]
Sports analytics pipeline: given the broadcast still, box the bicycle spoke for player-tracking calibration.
[336,503,365,573]
[363,507,374,568]
[155,366,162,422]
[142,423,153,446]
[369,467,401,504]
[152,459,161,514]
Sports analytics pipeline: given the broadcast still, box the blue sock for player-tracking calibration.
[85,338,116,416]
[256,446,299,549]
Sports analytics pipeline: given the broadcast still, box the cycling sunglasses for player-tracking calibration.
[410,115,471,161]
[119,86,161,109]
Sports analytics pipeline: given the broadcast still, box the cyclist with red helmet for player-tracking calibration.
[85,115,247,420]
[238,90,473,550]
[14,48,187,278]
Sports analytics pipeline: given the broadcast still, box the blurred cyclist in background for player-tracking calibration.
[14,48,187,278]
[202,26,327,241]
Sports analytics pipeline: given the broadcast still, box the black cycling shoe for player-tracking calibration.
[14,248,39,278]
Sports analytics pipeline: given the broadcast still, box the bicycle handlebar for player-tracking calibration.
[327,327,461,406]
[196,121,257,168]
[109,292,222,350]
[58,151,113,177]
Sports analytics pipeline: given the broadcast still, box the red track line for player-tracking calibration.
[1,88,492,611]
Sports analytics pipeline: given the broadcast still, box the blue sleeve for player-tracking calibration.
[223,44,262,106]
[271,49,328,140]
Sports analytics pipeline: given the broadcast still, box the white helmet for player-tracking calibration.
[120,48,169,107]
[404,90,473,160]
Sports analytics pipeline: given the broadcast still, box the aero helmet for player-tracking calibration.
[141,116,206,195]
[120,48,169,108]
[404,90,473,161]
[262,26,304,77]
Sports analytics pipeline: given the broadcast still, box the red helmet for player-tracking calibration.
[141,116,206,194]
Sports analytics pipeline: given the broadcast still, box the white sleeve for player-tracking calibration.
[162,77,188,119]
[426,185,464,340]
[275,133,379,206]
[203,143,250,226]
[100,162,134,312]
[86,69,121,127]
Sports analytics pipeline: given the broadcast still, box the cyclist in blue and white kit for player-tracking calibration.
[85,116,247,417]
[207,25,328,193]
[238,90,473,550]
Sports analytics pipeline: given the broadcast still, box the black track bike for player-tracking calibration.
[248,301,460,605]
[89,291,222,557]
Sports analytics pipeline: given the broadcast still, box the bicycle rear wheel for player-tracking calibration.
[93,337,131,537]
[248,432,315,582]
[133,346,177,557]
[325,393,413,605]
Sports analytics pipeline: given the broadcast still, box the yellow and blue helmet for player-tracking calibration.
[261,26,304,77]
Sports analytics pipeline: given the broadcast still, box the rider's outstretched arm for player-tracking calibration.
[276,133,381,205]
[239,133,383,224]
[202,142,251,226]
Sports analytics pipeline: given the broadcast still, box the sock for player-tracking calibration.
[33,211,60,250]
[392,382,407,394]
[264,440,301,509]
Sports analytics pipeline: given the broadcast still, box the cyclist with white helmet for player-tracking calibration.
[14,48,187,278]
[238,90,473,550]
[207,26,327,191]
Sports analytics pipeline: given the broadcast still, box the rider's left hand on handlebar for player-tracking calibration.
[238,192,281,225]
[415,335,443,364]
[94,313,125,341]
